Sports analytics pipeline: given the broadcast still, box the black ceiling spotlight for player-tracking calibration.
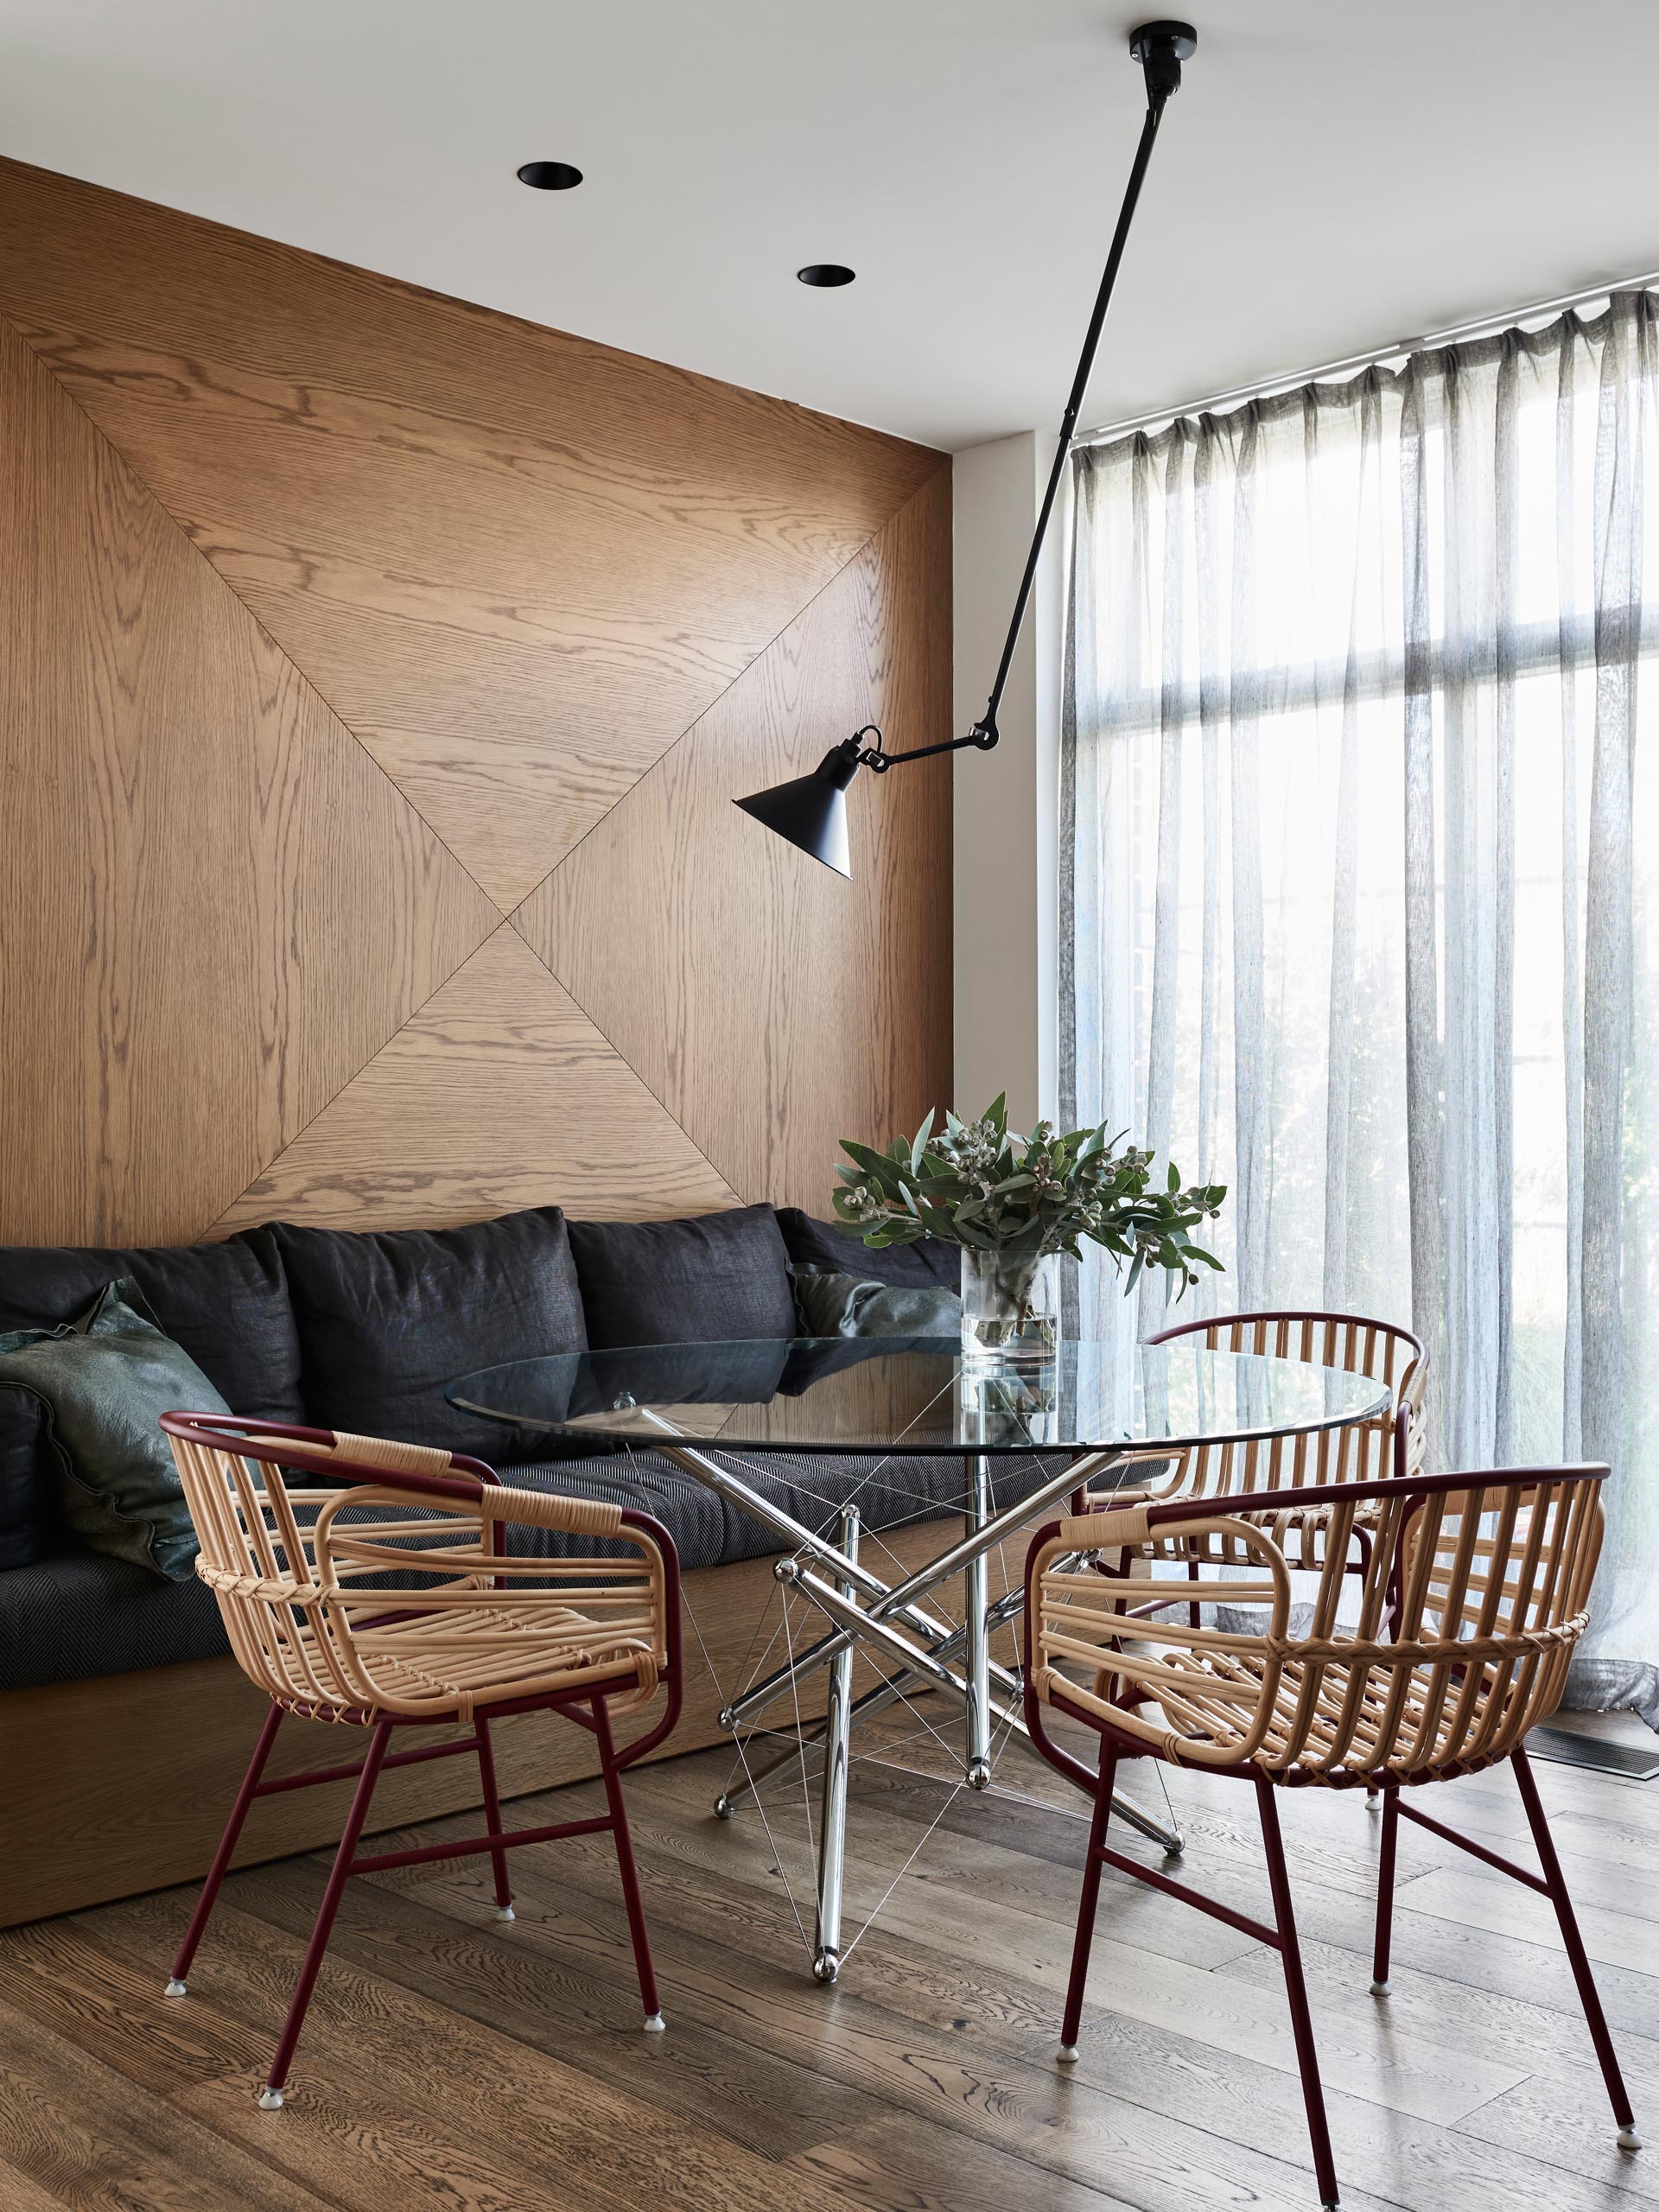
[737,20,1198,878]
[517,160,583,190]
[798,263,856,288]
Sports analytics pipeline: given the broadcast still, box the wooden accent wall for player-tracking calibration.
[0,159,951,1245]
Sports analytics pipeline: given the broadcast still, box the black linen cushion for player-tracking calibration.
[0,1280,230,1579]
[568,1205,797,1350]
[0,1391,55,1570]
[775,1208,959,1291]
[271,1208,588,1462]
[0,1226,302,1421]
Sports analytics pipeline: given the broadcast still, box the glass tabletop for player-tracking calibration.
[447,1338,1392,1457]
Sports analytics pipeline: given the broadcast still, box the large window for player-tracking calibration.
[1062,296,1658,1713]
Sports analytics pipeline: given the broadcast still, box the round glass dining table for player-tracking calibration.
[448,1336,1389,1982]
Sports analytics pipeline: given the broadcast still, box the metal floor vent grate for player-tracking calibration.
[1527,1726,1659,1781]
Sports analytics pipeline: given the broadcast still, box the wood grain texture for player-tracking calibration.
[0,1519,952,1929]
[212,925,736,1233]
[5,1709,1642,2209]
[0,154,950,1236]
[0,317,496,1247]
[516,469,954,1212]
[0,156,944,910]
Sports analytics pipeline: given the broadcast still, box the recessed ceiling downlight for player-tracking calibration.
[798,264,855,288]
[517,161,583,190]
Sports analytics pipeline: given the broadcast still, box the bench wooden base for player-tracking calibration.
[0,1518,958,1928]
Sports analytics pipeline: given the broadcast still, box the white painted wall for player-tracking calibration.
[951,432,1065,1133]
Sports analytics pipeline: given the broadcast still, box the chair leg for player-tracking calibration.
[1256,1775,1341,2209]
[1058,1742,1120,2063]
[168,1700,285,1994]
[591,1694,664,2031]
[1370,1785,1398,1994]
[474,1713,514,1919]
[260,1718,392,2107]
[1512,1745,1639,2149]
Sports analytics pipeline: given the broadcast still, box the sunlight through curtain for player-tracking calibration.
[1061,295,1658,1717]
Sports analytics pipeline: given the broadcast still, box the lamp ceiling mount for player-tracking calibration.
[1128,21,1198,64]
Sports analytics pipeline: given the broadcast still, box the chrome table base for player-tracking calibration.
[645,1426,1184,1982]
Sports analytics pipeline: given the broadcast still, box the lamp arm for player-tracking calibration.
[860,56,1179,773]
[976,88,1168,741]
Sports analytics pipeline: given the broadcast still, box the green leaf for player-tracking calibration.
[840,1138,896,1177]
[910,1109,935,1171]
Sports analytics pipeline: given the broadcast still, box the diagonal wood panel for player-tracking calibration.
[513,470,953,1213]
[0,157,943,910]
[213,927,737,1235]
[0,317,497,1249]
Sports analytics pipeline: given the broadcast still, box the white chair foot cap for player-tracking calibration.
[1370,1979,1390,1997]
[643,2013,666,2034]
[257,2088,285,2111]
[163,1978,188,1998]
[1057,2044,1080,2065]
[1618,2126,1641,2151]
[493,1904,516,1922]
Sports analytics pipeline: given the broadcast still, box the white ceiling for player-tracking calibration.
[1,0,1656,453]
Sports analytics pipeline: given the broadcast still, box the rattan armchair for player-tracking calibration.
[158,1413,683,2109]
[1115,1307,1429,1536]
[1094,1310,1431,1823]
[1024,1460,1637,2210]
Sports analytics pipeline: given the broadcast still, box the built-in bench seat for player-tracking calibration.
[0,1199,1041,1925]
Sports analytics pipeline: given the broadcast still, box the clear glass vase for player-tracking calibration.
[959,1246,1059,1367]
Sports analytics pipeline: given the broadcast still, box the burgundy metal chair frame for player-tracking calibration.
[1022,1458,1638,2210]
[159,1414,683,2108]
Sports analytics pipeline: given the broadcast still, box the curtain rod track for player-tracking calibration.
[1078,265,1659,450]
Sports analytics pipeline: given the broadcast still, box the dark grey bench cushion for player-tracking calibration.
[0,1449,1067,1691]
[0,1228,303,1421]
[568,1205,796,1349]
[0,1546,228,1690]
[500,1447,1068,1574]
[270,1209,588,1464]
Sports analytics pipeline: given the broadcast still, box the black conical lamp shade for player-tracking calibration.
[733,744,859,877]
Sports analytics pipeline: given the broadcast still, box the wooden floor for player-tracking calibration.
[0,1704,1654,2212]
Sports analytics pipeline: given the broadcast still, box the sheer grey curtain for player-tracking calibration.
[1062,296,1658,1715]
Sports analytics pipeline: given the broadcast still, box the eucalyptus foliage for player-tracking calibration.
[833,1096,1226,1296]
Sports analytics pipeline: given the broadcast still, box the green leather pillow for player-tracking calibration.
[791,1268,961,1341]
[0,1279,228,1580]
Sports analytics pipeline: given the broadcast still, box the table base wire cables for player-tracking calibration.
[639,1424,1182,1984]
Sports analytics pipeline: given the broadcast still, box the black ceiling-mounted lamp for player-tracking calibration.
[735,20,1198,877]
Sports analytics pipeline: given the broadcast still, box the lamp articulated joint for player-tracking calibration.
[846,719,999,773]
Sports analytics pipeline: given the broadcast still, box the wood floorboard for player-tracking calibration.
[465,1772,1649,2212]
[2,1712,1654,2212]
[0,1991,334,2212]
